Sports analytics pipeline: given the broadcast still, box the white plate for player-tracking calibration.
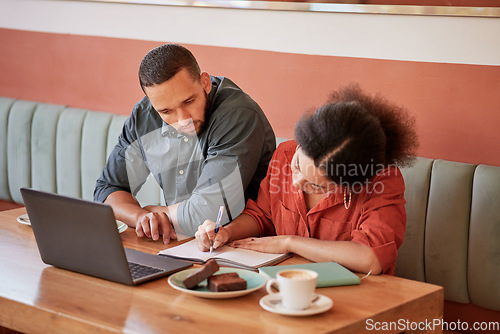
[18,214,128,233]
[168,267,267,299]
[259,293,333,316]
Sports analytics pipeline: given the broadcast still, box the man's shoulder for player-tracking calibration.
[132,96,154,115]
[126,96,163,133]
[206,76,275,145]
[210,75,240,90]
[209,76,260,113]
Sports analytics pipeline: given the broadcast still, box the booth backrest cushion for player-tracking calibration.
[0,97,162,206]
[397,158,500,312]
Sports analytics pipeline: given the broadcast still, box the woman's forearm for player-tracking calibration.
[286,236,383,275]
[225,213,261,242]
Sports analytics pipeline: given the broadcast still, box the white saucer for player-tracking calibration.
[17,214,128,233]
[260,294,333,316]
[17,214,31,225]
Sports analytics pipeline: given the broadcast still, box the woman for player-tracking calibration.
[195,84,418,275]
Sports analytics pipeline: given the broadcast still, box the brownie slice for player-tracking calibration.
[182,259,220,289]
[207,272,247,292]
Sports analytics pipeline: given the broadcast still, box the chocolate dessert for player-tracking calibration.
[182,259,220,289]
[207,272,247,292]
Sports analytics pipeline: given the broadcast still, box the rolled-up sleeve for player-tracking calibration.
[94,110,150,203]
[241,173,276,237]
[350,167,407,274]
[242,142,294,237]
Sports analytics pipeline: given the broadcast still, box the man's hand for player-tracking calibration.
[136,210,177,244]
[104,191,177,243]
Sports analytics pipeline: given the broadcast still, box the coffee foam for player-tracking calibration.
[279,270,315,280]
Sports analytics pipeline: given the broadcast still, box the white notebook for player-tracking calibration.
[158,239,291,271]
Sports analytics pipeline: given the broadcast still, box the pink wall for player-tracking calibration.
[1,28,499,166]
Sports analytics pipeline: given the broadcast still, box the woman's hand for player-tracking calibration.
[194,220,230,252]
[230,236,291,254]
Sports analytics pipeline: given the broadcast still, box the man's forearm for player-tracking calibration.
[104,190,150,228]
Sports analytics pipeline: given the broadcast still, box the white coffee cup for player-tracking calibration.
[266,269,318,310]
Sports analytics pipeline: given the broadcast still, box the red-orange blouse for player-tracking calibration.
[241,140,406,275]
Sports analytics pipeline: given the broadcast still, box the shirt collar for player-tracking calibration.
[161,122,184,138]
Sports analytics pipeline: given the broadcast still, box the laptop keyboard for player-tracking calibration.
[128,262,163,280]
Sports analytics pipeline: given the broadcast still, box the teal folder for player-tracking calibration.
[258,262,361,288]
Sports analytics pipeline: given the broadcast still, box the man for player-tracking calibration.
[94,44,275,243]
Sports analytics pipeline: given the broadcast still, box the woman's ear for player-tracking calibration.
[200,72,211,94]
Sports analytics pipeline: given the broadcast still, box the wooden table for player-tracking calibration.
[0,208,443,333]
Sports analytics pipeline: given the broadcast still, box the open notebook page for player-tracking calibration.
[158,239,290,269]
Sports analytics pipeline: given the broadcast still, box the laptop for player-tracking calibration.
[20,188,192,285]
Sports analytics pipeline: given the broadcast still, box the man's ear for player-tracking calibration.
[200,72,211,94]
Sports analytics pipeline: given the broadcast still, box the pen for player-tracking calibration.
[210,205,225,254]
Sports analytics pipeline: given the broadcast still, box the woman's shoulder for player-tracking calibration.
[271,140,297,161]
[276,139,297,152]
[365,164,405,195]
[266,140,297,174]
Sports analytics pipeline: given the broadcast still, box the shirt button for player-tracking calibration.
[183,137,189,142]
[179,170,184,175]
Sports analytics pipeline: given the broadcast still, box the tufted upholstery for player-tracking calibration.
[1,97,499,329]
[396,157,500,331]
[0,97,162,207]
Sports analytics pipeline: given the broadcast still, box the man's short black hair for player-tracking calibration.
[139,44,201,92]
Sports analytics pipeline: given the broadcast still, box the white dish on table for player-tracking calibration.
[18,214,128,233]
[259,293,333,316]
